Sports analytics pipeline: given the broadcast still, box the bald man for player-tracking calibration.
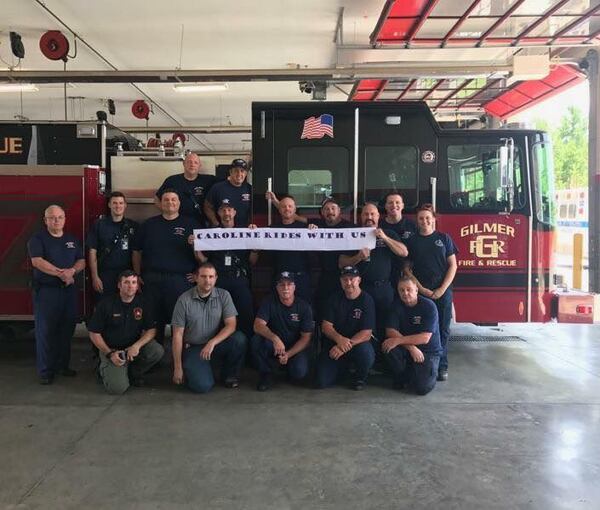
[156,152,215,225]
[28,205,85,384]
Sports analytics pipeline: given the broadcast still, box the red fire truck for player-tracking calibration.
[0,121,139,338]
[251,101,556,323]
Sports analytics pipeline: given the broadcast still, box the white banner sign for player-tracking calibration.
[194,227,376,251]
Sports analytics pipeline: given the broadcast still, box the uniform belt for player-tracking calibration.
[365,279,390,287]
[223,269,248,278]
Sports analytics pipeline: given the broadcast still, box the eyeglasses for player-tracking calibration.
[45,215,65,221]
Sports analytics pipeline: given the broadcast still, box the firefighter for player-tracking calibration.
[171,262,247,393]
[269,195,313,303]
[197,199,258,339]
[312,197,355,318]
[315,266,376,391]
[251,271,314,391]
[28,205,85,384]
[339,202,408,341]
[88,270,163,394]
[382,276,442,395]
[155,152,215,225]
[132,189,202,343]
[87,191,138,301]
[404,203,458,382]
[379,192,417,287]
[204,159,252,227]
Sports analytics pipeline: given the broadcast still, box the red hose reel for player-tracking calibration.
[131,100,150,120]
[39,31,70,61]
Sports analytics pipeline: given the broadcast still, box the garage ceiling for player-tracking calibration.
[1,0,599,151]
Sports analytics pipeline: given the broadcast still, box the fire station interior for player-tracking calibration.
[2,1,600,508]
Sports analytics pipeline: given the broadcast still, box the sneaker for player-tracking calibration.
[256,374,272,392]
[60,368,77,377]
[437,369,448,382]
[224,377,240,389]
[131,377,145,388]
[352,380,365,391]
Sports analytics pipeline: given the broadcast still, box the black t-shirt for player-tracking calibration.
[87,217,138,271]
[256,294,313,347]
[271,220,310,274]
[156,173,215,222]
[354,229,402,284]
[379,217,417,241]
[313,218,355,274]
[323,290,375,338]
[27,229,84,287]
[132,215,199,274]
[88,293,156,349]
[405,231,458,289]
[206,179,252,227]
[385,295,442,356]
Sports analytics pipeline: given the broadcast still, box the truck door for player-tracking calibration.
[437,135,530,323]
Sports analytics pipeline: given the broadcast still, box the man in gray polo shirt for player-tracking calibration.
[171,262,247,393]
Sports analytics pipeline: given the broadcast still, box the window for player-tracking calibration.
[532,142,556,225]
[287,147,350,208]
[364,146,418,206]
[448,143,524,211]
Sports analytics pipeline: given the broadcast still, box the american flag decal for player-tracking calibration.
[300,114,334,139]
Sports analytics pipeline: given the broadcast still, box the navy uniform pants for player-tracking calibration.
[362,280,394,341]
[315,275,341,322]
[33,285,77,378]
[143,272,193,341]
[315,337,375,388]
[250,334,310,381]
[385,346,440,395]
[218,274,254,339]
[94,267,123,303]
[433,288,453,371]
[182,331,247,393]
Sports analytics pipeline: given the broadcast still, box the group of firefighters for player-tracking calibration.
[28,152,458,395]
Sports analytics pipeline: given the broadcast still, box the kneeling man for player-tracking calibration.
[88,270,164,394]
[251,272,313,391]
[171,262,247,393]
[316,266,375,391]
[382,276,442,395]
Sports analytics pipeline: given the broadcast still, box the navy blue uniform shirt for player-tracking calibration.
[256,294,313,347]
[156,173,215,221]
[133,215,199,274]
[354,229,401,283]
[271,220,310,274]
[208,248,252,277]
[88,293,156,349]
[206,179,252,226]
[379,217,417,241]
[386,295,442,356]
[406,231,458,289]
[323,290,376,339]
[28,229,84,287]
[86,217,138,271]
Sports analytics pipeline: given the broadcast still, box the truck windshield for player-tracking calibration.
[532,141,556,226]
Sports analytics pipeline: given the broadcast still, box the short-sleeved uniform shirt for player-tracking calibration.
[271,220,310,274]
[28,229,84,287]
[323,290,376,339]
[206,179,252,227]
[156,173,215,222]
[354,229,402,284]
[171,287,237,345]
[86,217,138,271]
[132,215,199,274]
[379,217,416,280]
[88,293,156,349]
[313,218,355,275]
[256,294,313,347]
[405,231,458,289]
[385,295,442,356]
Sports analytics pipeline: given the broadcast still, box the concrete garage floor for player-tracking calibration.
[1,323,600,510]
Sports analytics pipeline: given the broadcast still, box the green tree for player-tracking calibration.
[534,106,588,189]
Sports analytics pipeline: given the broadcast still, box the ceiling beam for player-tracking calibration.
[434,78,474,109]
[476,0,528,47]
[396,78,417,100]
[405,0,442,48]
[119,126,251,134]
[549,4,600,45]
[441,0,482,48]
[0,65,512,84]
[512,0,572,46]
